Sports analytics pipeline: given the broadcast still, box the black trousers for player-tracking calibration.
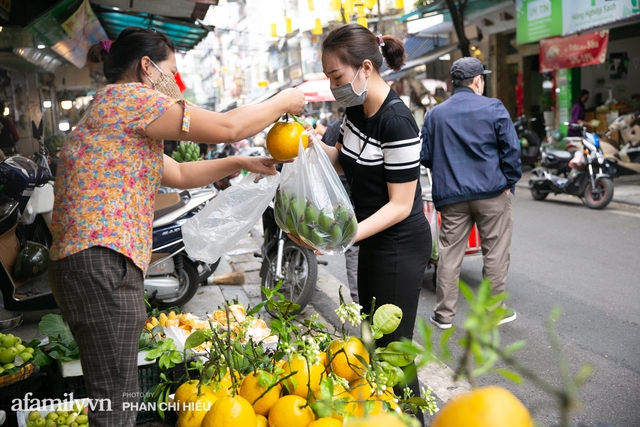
[49,246,147,427]
[358,215,430,423]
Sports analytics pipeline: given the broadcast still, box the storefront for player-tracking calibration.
[514,0,640,137]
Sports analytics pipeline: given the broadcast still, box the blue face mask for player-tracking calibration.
[330,67,368,108]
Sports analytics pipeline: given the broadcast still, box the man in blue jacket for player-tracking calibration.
[420,57,521,329]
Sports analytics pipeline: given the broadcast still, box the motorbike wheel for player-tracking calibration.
[583,177,614,209]
[261,240,318,317]
[530,188,548,200]
[151,255,199,309]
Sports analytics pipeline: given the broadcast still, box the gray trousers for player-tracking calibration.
[50,247,147,427]
[434,192,513,322]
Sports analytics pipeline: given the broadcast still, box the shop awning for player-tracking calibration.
[93,7,212,51]
[381,36,450,79]
[296,78,335,103]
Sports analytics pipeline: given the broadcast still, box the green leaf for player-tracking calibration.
[372,304,403,336]
[495,368,523,383]
[184,329,212,350]
[504,340,526,356]
[292,115,310,127]
[377,342,415,367]
[38,314,75,347]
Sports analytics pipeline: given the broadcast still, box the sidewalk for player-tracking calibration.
[517,168,640,206]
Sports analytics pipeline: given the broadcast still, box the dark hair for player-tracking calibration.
[452,76,476,89]
[87,27,175,84]
[322,23,406,73]
[579,89,590,99]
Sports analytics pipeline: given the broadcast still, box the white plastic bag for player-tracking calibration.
[183,172,280,263]
[274,136,357,254]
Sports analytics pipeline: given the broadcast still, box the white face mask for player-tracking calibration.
[476,76,484,96]
[330,67,368,108]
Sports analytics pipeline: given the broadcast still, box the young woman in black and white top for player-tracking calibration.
[317,23,431,420]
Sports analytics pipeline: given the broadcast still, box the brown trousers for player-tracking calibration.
[49,247,146,427]
[434,192,513,322]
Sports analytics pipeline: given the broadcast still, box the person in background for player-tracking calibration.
[316,23,430,424]
[420,57,521,330]
[48,27,305,427]
[0,100,20,155]
[322,111,359,304]
[568,89,591,137]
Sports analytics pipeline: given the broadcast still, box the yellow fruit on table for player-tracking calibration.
[268,395,316,427]
[256,414,269,427]
[326,337,369,382]
[309,417,343,427]
[348,378,398,417]
[158,312,168,327]
[342,413,406,427]
[266,120,308,161]
[174,380,200,413]
[431,386,534,427]
[283,353,327,398]
[201,395,257,427]
[177,390,218,427]
[239,370,282,416]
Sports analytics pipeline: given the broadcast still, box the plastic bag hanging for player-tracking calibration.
[183,172,280,263]
[274,134,357,254]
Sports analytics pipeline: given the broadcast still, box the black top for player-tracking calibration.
[338,90,423,230]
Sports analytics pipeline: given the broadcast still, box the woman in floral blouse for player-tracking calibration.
[49,27,304,427]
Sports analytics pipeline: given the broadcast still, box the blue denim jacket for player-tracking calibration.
[420,86,522,209]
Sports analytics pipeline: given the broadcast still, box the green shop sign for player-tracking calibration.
[516,0,563,45]
[517,0,640,44]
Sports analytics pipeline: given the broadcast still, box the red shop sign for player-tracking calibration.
[539,30,609,72]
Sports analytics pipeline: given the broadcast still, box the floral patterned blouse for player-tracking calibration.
[50,83,191,272]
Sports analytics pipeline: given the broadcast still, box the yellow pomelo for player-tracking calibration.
[342,413,406,427]
[174,380,200,413]
[326,337,369,382]
[240,370,282,416]
[177,391,218,427]
[201,395,257,427]
[268,395,316,427]
[309,418,343,427]
[266,120,308,161]
[283,353,327,398]
[431,386,534,427]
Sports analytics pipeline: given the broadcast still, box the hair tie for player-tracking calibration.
[100,40,113,53]
[376,34,385,47]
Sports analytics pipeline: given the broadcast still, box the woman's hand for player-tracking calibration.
[240,156,291,176]
[277,88,306,116]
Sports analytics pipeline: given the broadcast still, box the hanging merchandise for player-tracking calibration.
[307,0,314,11]
[271,23,278,38]
[275,136,357,255]
[364,0,376,9]
[331,0,341,11]
[312,18,323,35]
[286,17,293,34]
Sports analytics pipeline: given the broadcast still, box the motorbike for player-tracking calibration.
[514,115,542,167]
[0,122,219,311]
[529,123,615,209]
[599,112,640,176]
[256,198,318,317]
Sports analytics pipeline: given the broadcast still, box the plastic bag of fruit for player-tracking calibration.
[275,135,357,254]
[183,172,280,263]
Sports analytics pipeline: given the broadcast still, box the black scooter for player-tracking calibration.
[256,199,318,317]
[529,123,615,209]
[514,115,542,167]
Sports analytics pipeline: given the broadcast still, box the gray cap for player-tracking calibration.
[450,57,492,80]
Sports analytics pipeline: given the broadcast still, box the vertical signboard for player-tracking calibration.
[557,68,571,137]
[0,0,11,22]
[516,0,563,45]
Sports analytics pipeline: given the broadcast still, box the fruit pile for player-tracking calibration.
[171,141,202,162]
[25,402,89,427]
[146,310,209,334]
[0,332,34,375]
[161,302,423,427]
[274,192,357,252]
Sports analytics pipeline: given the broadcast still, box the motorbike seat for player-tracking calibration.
[154,192,186,220]
[545,148,573,160]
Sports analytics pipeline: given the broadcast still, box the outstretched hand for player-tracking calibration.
[242,156,292,176]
